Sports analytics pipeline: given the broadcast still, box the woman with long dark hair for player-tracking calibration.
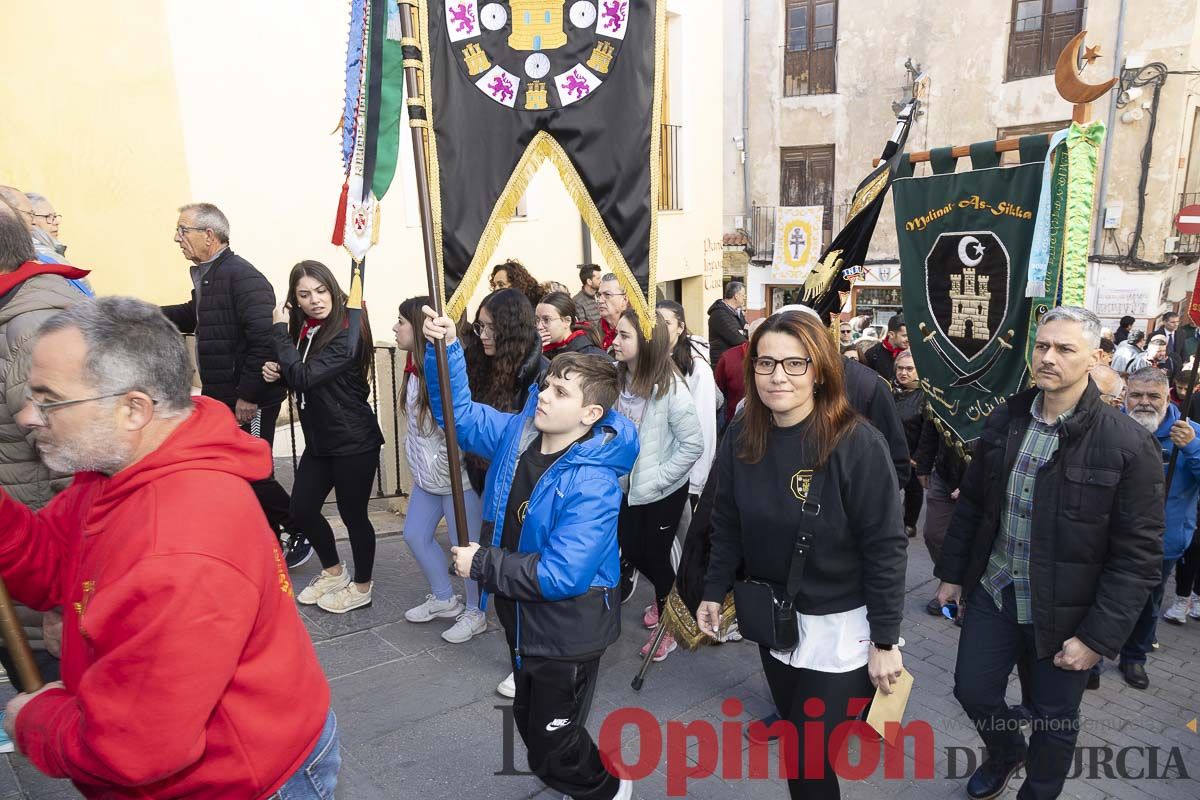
[489,259,543,311]
[657,300,717,503]
[394,297,487,643]
[537,291,607,360]
[460,288,548,697]
[697,311,907,800]
[613,308,703,662]
[264,260,384,614]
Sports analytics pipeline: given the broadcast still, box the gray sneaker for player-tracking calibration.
[441,608,487,643]
[1190,593,1200,620]
[405,594,463,623]
[1163,597,1189,625]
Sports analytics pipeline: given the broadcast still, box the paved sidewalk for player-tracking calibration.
[2,505,1198,798]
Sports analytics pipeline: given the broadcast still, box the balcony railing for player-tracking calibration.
[659,123,682,211]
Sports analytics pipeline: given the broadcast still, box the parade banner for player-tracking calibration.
[423,0,665,330]
[331,0,406,350]
[802,147,908,324]
[894,143,1046,446]
[770,206,823,281]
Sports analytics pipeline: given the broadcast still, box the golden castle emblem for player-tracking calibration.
[508,0,567,51]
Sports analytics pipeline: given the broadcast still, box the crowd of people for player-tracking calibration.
[0,194,1192,800]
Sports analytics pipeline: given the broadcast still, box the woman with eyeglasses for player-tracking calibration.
[612,309,703,662]
[656,300,717,504]
[696,311,907,800]
[461,288,549,698]
[489,259,543,311]
[536,292,607,360]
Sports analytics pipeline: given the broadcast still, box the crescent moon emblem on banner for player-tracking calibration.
[958,235,984,267]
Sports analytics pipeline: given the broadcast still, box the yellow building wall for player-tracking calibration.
[0,2,193,303]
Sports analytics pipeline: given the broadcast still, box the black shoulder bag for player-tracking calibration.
[732,469,825,651]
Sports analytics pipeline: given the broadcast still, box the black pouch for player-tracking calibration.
[732,471,824,650]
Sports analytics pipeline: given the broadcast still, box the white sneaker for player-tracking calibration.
[405,594,463,623]
[1163,597,1190,625]
[297,565,351,605]
[497,672,516,698]
[441,608,487,643]
[1190,593,1200,620]
[317,582,373,614]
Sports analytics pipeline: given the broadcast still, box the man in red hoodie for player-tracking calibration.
[0,297,335,799]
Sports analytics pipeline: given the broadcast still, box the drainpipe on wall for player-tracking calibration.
[742,0,751,218]
[580,216,592,265]
[1093,0,1128,257]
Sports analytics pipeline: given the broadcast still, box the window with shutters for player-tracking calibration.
[780,145,835,245]
[783,0,837,96]
[1006,0,1084,81]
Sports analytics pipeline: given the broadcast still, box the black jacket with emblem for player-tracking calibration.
[161,249,283,411]
[935,381,1165,659]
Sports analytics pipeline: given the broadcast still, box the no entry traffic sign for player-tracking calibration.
[1176,204,1200,235]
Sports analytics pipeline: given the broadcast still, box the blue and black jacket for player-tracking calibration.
[427,339,638,662]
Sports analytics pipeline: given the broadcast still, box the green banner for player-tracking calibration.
[894,153,1044,446]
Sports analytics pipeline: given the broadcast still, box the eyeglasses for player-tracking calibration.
[472,321,496,338]
[753,356,813,376]
[535,315,562,328]
[598,290,626,299]
[175,225,207,237]
[32,212,61,223]
[22,388,153,425]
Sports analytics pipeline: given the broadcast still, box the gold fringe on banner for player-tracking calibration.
[661,589,737,651]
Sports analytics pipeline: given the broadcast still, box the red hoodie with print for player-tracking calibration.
[0,397,330,798]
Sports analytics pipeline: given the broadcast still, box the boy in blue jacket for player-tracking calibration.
[422,308,637,800]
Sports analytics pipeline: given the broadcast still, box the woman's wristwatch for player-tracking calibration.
[872,642,894,651]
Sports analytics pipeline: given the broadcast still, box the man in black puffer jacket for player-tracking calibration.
[161,203,296,557]
[936,307,1163,800]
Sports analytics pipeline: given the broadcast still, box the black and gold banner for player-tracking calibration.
[420,0,664,329]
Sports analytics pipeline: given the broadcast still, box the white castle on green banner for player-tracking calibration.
[948,268,991,341]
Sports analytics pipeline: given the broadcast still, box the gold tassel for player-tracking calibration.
[347,263,364,310]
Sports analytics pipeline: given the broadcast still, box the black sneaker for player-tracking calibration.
[966,757,1023,800]
[619,561,638,605]
[283,533,313,569]
[745,713,782,744]
[1086,671,1100,690]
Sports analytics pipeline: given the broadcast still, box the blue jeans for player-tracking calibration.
[272,710,341,799]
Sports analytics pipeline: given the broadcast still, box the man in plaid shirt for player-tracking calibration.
[935,307,1163,800]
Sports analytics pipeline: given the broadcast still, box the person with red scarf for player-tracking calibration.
[537,292,608,360]
[595,273,628,351]
[864,314,909,384]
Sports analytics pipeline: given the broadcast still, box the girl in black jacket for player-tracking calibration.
[264,260,384,615]
[697,311,907,800]
[536,291,608,360]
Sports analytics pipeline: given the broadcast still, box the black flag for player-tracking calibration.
[802,103,916,324]
[422,0,664,329]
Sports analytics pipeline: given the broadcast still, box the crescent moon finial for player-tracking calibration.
[1055,30,1118,105]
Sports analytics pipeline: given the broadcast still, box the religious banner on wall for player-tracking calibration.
[770,206,824,281]
[893,143,1046,447]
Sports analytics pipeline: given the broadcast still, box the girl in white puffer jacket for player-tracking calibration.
[393,297,486,645]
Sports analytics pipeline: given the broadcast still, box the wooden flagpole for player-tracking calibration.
[0,579,42,691]
[398,1,472,553]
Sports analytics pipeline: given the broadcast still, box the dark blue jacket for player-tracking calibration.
[427,340,638,660]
